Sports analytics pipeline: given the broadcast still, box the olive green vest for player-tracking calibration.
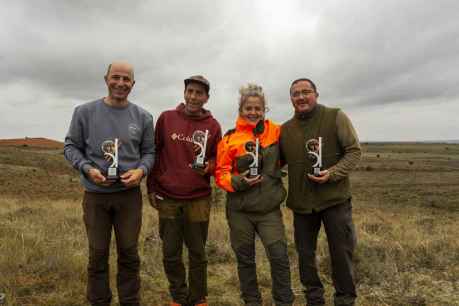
[281,104,351,213]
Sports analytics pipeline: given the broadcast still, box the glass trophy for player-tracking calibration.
[246,138,260,177]
[101,138,119,181]
[192,129,209,169]
[306,137,322,176]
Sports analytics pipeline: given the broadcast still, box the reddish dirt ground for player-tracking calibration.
[0,137,63,149]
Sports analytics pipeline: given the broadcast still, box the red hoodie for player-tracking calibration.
[147,103,222,199]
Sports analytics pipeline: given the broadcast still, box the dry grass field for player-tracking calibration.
[0,143,458,306]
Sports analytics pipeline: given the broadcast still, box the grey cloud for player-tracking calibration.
[312,1,459,104]
[1,0,228,100]
[1,0,459,140]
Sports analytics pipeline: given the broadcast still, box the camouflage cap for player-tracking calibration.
[184,75,210,94]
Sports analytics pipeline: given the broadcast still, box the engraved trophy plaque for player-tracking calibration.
[192,130,209,169]
[306,137,322,176]
[101,138,119,181]
[246,138,260,177]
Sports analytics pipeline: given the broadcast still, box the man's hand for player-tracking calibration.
[190,144,210,176]
[87,168,113,186]
[242,174,263,186]
[148,193,159,209]
[307,170,330,184]
[120,168,144,187]
[191,162,210,176]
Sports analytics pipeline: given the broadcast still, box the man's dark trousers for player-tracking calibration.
[158,196,210,305]
[293,200,357,306]
[83,187,142,306]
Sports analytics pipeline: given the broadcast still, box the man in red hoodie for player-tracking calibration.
[147,76,222,306]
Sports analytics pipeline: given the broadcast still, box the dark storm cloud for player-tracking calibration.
[1,0,227,100]
[310,0,459,105]
[1,0,459,140]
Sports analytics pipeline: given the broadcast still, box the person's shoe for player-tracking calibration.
[194,299,208,306]
[170,302,182,306]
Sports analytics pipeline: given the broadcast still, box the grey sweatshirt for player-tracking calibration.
[64,99,155,193]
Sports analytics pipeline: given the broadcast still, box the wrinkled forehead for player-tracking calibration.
[107,62,135,79]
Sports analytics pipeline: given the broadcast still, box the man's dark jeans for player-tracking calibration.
[82,187,142,306]
[294,200,357,306]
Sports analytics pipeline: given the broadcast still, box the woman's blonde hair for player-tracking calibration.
[239,83,266,111]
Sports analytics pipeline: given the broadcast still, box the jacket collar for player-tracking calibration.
[236,117,266,136]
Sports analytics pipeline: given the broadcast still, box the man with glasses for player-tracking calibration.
[280,78,361,306]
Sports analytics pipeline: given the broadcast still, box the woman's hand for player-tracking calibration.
[242,174,263,186]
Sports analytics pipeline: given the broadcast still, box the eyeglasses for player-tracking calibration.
[291,90,315,98]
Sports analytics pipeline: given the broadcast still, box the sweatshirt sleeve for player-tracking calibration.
[63,106,93,175]
[138,113,155,176]
[328,110,362,182]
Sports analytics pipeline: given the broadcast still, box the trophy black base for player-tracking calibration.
[106,167,119,182]
[247,167,259,178]
[313,167,321,177]
[192,156,206,170]
[192,162,206,170]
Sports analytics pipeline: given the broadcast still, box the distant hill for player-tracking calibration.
[0,137,64,149]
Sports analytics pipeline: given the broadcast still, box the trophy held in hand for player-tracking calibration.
[245,138,260,177]
[192,129,209,169]
[101,138,120,181]
[306,137,322,176]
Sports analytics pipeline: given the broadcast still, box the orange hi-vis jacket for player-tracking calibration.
[216,117,281,193]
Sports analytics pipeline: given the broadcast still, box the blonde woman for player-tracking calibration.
[215,84,294,306]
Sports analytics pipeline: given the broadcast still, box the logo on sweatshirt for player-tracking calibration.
[128,123,140,137]
[171,132,212,144]
[171,133,192,143]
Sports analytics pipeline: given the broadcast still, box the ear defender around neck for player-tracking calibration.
[253,120,265,136]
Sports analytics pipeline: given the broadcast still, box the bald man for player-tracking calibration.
[64,61,155,306]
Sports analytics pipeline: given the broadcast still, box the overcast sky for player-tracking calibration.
[1,0,458,141]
